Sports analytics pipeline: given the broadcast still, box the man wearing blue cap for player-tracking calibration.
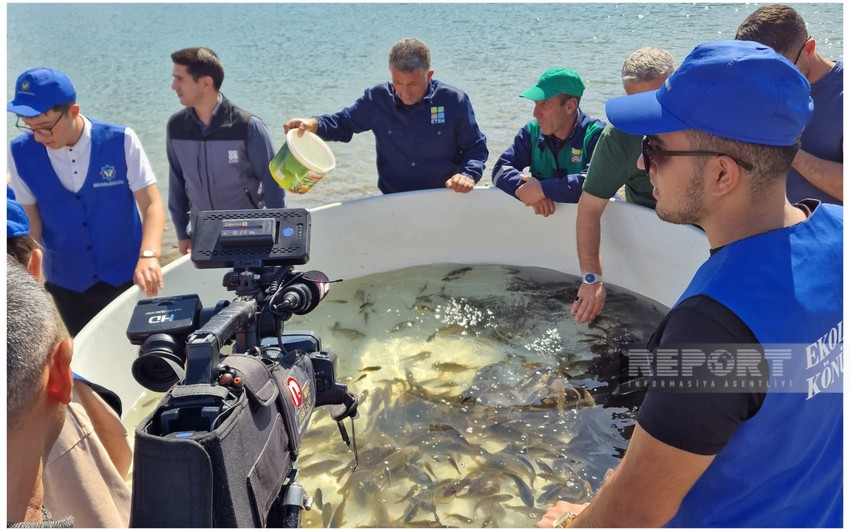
[7,67,166,336]
[492,68,605,216]
[537,41,841,527]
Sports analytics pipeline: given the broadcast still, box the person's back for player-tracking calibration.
[168,47,284,255]
[7,197,132,527]
[736,3,843,205]
[7,256,75,527]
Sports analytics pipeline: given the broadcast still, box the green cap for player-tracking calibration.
[520,68,585,101]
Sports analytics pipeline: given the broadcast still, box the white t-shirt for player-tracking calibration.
[8,115,156,204]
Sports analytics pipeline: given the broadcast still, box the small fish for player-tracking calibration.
[329,494,347,528]
[506,472,534,508]
[391,320,415,332]
[405,350,432,362]
[330,322,366,340]
[314,487,323,508]
[442,266,473,281]
[359,366,382,372]
[432,361,473,373]
[426,324,466,342]
[447,454,461,475]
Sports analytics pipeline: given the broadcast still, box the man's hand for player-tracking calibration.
[516,173,546,206]
[536,501,590,528]
[134,257,164,297]
[445,173,475,193]
[571,281,606,323]
[178,239,192,255]
[284,118,319,137]
[531,197,556,217]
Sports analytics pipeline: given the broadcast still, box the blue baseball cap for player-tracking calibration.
[7,198,30,238]
[7,67,77,117]
[605,40,813,146]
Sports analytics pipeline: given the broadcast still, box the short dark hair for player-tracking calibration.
[171,47,225,90]
[388,38,430,72]
[685,129,799,199]
[735,4,808,57]
[7,234,40,267]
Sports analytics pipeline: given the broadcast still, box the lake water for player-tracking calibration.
[6,3,844,251]
[123,263,668,526]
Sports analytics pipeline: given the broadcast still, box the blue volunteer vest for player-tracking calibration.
[666,203,843,527]
[11,120,142,291]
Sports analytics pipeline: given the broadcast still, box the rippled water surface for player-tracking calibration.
[126,263,668,527]
[7,3,842,250]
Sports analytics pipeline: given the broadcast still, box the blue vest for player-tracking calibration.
[11,120,142,291]
[667,204,843,527]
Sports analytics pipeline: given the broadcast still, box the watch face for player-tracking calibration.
[583,273,597,284]
[142,250,155,258]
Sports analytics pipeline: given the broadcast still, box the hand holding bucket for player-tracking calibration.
[269,129,336,194]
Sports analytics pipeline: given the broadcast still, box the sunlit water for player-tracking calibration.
[7,3,842,251]
[124,264,666,527]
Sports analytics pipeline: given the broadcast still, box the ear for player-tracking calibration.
[27,248,43,282]
[426,69,435,82]
[201,75,215,91]
[711,156,742,198]
[68,103,81,119]
[567,97,579,112]
[46,338,74,405]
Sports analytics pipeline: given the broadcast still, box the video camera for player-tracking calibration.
[126,209,358,528]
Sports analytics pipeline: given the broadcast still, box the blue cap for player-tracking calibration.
[605,40,813,146]
[7,67,77,117]
[7,198,30,238]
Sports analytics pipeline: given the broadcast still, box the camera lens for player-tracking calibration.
[132,333,187,392]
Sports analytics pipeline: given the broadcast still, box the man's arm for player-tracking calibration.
[315,88,377,142]
[571,193,608,323]
[165,130,192,254]
[453,94,488,183]
[247,116,284,208]
[537,424,714,527]
[491,126,533,199]
[538,173,585,203]
[791,150,843,201]
[133,184,165,296]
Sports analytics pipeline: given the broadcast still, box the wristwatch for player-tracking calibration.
[139,249,159,259]
[582,272,602,285]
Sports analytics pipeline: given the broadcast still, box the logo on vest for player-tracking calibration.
[431,106,445,125]
[93,164,125,188]
[228,150,239,164]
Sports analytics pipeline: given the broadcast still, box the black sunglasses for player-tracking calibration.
[641,136,754,174]
[793,36,812,64]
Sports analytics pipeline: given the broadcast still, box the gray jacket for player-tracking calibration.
[167,96,284,240]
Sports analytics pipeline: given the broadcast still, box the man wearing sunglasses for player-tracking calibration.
[8,67,166,336]
[537,41,841,527]
[736,4,843,205]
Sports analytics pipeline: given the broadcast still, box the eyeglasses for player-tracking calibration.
[641,136,754,173]
[792,36,811,64]
[16,110,67,137]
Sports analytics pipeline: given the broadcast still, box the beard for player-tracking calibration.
[655,166,708,225]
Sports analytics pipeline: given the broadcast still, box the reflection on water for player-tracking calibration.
[124,264,666,527]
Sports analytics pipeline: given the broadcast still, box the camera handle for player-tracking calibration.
[184,297,258,385]
[267,468,313,528]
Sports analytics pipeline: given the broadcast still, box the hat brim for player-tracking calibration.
[7,102,49,117]
[519,86,550,101]
[605,90,690,136]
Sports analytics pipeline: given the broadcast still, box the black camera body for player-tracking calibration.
[126,209,357,528]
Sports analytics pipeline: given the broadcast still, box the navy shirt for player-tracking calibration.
[491,109,605,203]
[315,79,488,193]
